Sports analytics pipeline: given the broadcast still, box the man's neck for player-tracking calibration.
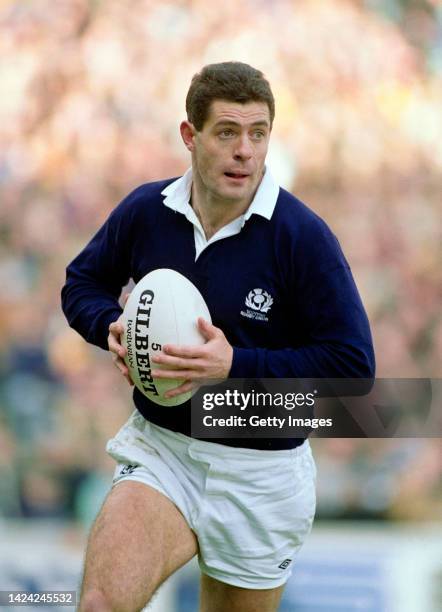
[190,177,256,241]
[190,193,246,240]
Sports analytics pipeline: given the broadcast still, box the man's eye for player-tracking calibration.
[252,131,265,140]
[219,130,235,138]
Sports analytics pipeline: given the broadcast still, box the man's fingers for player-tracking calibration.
[108,335,126,357]
[164,380,199,399]
[108,320,126,357]
[122,368,134,385]
[151,368,198,380]
[109,320,124,334]
[112,354,134,385]
[151,353,204,370]
[108,316,132,385]
[197,317,219,340]
[112,354,125,370]
[161,344,205,358]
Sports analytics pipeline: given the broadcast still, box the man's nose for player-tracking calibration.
[233,135,253,160]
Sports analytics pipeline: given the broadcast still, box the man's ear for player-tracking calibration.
[180,120,196,152]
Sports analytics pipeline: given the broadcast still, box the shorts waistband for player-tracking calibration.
[147,420,309,460]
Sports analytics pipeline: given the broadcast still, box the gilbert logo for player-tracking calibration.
[241,288,273,322]
[278,559,292,570]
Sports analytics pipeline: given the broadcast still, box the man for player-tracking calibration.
[62,62,375,612]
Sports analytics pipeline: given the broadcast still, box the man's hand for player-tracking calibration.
[151,318,233,399]
[108,294,134,386]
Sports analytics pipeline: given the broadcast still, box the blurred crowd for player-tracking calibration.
[0,0,441,524]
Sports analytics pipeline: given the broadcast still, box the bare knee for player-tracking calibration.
[79,482,196,611]
[79,588,111,612]
[80,586,152,612]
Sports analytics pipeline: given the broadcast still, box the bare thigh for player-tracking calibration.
[200,574,285,612]
[79,481,198,612]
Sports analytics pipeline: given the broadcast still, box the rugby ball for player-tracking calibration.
[121,269,211,406]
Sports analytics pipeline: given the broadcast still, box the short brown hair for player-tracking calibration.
[185,62,275,131]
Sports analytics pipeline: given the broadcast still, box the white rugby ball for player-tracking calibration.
[121,269,211,406]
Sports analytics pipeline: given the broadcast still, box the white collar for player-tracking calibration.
[161,167,279,260]
[161,166,279,223]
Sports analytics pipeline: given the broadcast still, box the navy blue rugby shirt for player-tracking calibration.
[61,168,375,450]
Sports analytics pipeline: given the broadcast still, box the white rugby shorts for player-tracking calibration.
[106,410,317,589]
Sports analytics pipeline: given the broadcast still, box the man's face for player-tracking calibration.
[183,99,271,207]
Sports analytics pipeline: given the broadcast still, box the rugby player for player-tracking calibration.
[62,62,375,611]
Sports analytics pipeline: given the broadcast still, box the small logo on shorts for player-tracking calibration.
[113,464,139,483]
[120,464,138,475]
[278,559,292,570]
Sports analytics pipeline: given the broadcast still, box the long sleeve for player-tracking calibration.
[61,189,140,350]
[229,212,375,379]
[230,265,375,378]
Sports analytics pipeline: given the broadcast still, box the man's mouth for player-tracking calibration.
[224,172,249,180]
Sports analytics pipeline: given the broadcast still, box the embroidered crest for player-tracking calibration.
[245,288,273,313]
[241,288,273,322]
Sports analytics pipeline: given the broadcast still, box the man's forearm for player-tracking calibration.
[229,341,375,379]
[61,273,123,350]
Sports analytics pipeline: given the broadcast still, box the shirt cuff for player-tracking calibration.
[94,308,123,350]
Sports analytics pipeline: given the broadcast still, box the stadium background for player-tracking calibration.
[0,0,441,610]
